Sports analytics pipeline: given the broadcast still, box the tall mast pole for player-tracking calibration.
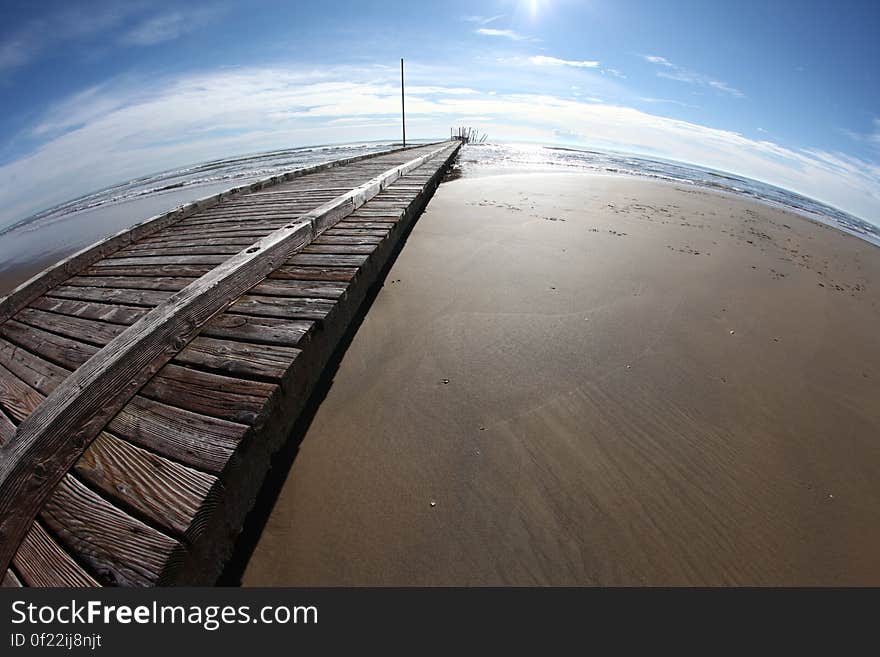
[400,58,406,147]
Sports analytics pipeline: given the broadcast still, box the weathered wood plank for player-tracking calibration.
[348,211,403,220]
[14,308,123,346]
[162,221,290,235]
[313,234,384,245]
[178,211,312,224]
[118,244,245,257]
[134,235,257,249]
[0,337,68,395]
[286,253,369,267]
[41,475,181,586]
[151,233,274,247]
[107,397,245,474]
[47,285,174,307]
[81,265,212,278]
[175,336,301,381]
[268,265,359,282]
[253,187,354,196]
[67,275,195,291]
[250,279,346,299]
[345,216,403,224]
[0,321,96,370]
[301,244,375,254]
[142,364,276,424]
[94,255,229,268]
[327,227,391,237]
[0,363,43,423]
[336,221,403,231]
[74,431,218,540]
[200,314,314,347]
[229,295,336,322]
[30,297,147,326]
[12,521,99,587]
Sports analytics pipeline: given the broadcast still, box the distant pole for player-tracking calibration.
[400,58,406,147]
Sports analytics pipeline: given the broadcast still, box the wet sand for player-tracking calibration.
[241,172,880,585]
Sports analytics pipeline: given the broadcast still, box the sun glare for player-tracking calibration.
[527,0,542,18]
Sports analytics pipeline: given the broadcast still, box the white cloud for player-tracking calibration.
[406,86,480,95]
[0,35,33,71]
[0,65,877,232]
[475,28,532,41]
[121,8,220,46]
[644,54,744,98]
[462,15,505,25]
[529,55,599,69]
[867,118,880,147]
[0,4,143,72]
[837,118,880,147]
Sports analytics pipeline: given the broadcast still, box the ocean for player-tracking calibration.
[1,138,877,296]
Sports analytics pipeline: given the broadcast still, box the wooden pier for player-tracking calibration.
[0,140,461,586]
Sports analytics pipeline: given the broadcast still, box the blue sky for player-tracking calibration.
[0,0,878,229]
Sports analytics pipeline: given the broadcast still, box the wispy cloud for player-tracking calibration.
[0,4,140,72]
[475,28,534,41]
[643,54,744,98]
[840,118,880,148]
[121,8,221,46]
[0,35,33,71]
[0,4,223,73]
[637,96,699,109]
[462,15,505,25]
[1,66,877,232]
[529,55,599,69]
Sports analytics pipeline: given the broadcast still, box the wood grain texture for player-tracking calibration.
[107,397,246,474]
[200,314,314,347]
[0,363,43,423]
[228,295,337,322]
[74,431,219,539]
[30,297,147,325]
[175,336,301,381]
[67,276,197,292]
[12,521,99,587]
[302,244,375,255]
[268,265,359,282]
[250,279,347,299]
[46,285,174,307]
[286,253,369,268]
[0,337,69,396]
[41,475,182,586]
[0,321,97,370]
[143,363,276,424]
[13,308,123,346]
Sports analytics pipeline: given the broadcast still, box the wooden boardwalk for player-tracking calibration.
[0,140,461,586]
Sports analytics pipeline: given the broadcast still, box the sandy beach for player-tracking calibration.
[235,172,877,585]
